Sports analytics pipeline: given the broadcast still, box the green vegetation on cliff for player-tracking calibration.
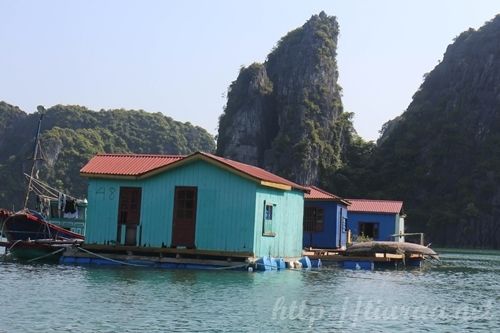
[364,15,500,248]
[0,103,215,208]
[217,12,500,248]
[217,12,362,185]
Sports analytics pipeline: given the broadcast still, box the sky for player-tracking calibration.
[1,1,500,141]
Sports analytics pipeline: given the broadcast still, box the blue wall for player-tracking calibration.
[303,201,348,249]
[347,212,398,241]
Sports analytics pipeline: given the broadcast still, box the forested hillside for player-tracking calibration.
[217,12,500,248]
[0,102,215,209]
[364,15,500,248]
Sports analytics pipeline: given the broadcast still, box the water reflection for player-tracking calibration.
[0,250,498,332]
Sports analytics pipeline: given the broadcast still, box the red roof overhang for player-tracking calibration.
[80,151,308,192]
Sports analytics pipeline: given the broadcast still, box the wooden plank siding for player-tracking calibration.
[85,160,258,253]
[253,188,304,258]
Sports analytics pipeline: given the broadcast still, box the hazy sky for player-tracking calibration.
[1,1,500,141]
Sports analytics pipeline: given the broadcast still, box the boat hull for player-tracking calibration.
[2,211,84,242]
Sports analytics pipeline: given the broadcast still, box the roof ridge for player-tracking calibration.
[96,153,185,158]
[309,185,335,197]
[199,152,307,191]
[347,198,403,203]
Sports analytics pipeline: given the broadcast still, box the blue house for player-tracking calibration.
[79,152,307,260]
[347,199,405,242]
[303,186,350,249]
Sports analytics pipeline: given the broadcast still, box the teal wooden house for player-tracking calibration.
[80,152,307,259]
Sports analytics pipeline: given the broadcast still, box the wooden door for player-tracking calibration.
[117,187,142,246]
[171,187,197,248]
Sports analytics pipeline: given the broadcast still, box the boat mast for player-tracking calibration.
[23,106,45,209]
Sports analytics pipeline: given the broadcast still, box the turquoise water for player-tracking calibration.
[0,250,498,332]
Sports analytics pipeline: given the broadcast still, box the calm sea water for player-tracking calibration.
[0,250,498,332]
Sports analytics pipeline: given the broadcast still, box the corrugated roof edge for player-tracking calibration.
[79,153,185,176]
[80,151,309,192]
[190,152,309,192]
[305,186,350,205]
[346,198,404,214]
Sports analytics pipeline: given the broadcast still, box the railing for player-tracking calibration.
[390,232,425,245]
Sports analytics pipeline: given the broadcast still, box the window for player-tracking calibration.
[359,222,379,239]
[341,217,347,233]
[265,205,273,220]
[262,201,276,236]
[304,207,324,232]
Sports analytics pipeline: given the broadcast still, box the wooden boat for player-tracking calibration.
[346,241,438,259]
[0,208,13,231]
[0,210,85,262]
[0,238,83,262]
[0,111,86,261]
[2,210,84,242]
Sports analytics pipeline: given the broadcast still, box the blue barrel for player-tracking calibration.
[60,256,75,264]
[298,256,311,269]
[310,258,322,268]
[407,259,423,268]
[343,260,374,270]
[255,256,273,271]
[274,258,286,270]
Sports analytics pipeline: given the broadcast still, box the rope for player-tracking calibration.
[211,263,249,270]
[27,247,65,263]
[76,247,252,270]
[24,173,74,200]
[76,246,149,267]
[0,218,6,238]
[8,240,23,251]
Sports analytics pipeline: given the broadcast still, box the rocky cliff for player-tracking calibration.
[217,12,352,185]
[370,15,500,248]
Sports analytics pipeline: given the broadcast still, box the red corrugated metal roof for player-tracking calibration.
[80,154,184,177]
[346,199,403,214]
[80,152,307,191]
[304,186,349,204]
[199,152,307,191]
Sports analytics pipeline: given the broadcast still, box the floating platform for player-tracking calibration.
[305,251,427,270]
[304,241,438,270]
[60,244,316,271]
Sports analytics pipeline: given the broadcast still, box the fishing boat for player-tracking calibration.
[0,210,85,262]
[0,110,86,262]
[1,210,84,242]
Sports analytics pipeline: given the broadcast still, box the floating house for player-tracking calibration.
[346,199,405,242]
[73,152,307,267]
[303,186,350,250]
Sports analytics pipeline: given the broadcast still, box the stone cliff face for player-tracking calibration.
[217,12,347,185]
[217,63,273,166]
[371,15,500,248]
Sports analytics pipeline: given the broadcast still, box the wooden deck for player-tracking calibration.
[303,248,425,263]
[58,244,256,268]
